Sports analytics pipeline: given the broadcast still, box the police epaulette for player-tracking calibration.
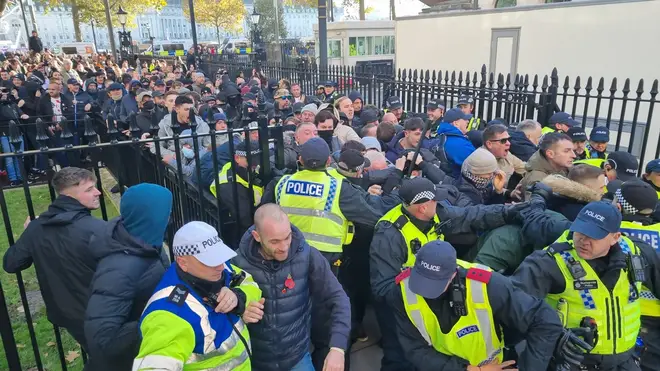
[167,284,190,307]
[393,215,409,230]
[546,242,572,256]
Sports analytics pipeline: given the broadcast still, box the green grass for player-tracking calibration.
[0,185,119,371]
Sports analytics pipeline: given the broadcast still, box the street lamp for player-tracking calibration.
[250,9,261,64]
[116,6,132,62]
[145,23,154,57]
[117,6,128,31]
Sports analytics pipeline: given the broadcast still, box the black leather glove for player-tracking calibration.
[553,327,595,369]
[503,201,530,224]
[529,182,553,202]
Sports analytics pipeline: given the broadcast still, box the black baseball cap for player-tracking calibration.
[66,78,80,85]
[427,99,445,110]
[243,92,257,101]
[292,102,305,114]
[456,95,474,106]
[337,149,370,172]
[399,178,439,205]
[409,240,458,299]
[606,151,639,181]
[570,201,622,240]
[300,137,330,170]
[590,126,610,143]
[386,96,403,110]
[441,108,473,123]
[549,112,580,127]
[566,127,587,142]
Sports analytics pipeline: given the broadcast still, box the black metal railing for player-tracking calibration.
[200,57,659,170]
[0,110,284,370]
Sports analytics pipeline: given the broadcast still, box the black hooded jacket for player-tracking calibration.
[2,196,107,346]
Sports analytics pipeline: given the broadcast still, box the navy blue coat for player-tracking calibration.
[508,129,538,162]
[232,225,351,371]
[84,218,170,371]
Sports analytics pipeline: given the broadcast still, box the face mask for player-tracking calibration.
[318,130,334,145]
[142,101,155,111]
[182,147,195,159]
[111,94,122,101]
[87,88,97,93]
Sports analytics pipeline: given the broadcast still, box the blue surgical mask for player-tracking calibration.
[182,147,195,159]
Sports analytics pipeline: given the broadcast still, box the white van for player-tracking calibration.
[53,43,97,56]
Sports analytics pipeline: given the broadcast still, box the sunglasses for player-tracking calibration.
[489,137,510,144]
[278,95,292,100]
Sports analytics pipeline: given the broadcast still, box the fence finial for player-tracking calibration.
[8,120,22,153]
[35,118,49,151]
[84,115,97,146]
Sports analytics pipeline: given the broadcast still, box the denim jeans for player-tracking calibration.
[290,352,314,371]
[0,135,24,182]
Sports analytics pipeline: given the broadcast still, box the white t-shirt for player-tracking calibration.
[51,96,63,122]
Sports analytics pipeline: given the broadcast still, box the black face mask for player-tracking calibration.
[87,88,97,93]
[318,130,334,146]
[142,101,155,111]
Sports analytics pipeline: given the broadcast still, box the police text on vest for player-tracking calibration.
[285,180,325,198]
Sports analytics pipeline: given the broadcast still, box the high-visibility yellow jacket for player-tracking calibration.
[545,232,641,355]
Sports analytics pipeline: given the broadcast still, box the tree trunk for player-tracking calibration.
[216,26,221,45]
[390,0,396,20]
[71,0,82,42]
[359,0,365,20]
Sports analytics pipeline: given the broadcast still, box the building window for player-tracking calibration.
[328,39,341,58]
[383,36,391,54]
[374,36,383,55]
[495,0,516,7]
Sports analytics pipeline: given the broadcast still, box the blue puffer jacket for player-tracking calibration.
[436,123,476,178]
[232,225,351,371]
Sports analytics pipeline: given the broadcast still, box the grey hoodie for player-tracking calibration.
[151,113,212,158]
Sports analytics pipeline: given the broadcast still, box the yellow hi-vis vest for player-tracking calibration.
[275,169,354,254]
[545,232,641,355]
[466,117,482,132]
[620,221,660,317]
[574,147,607,168]
[541,126,556,135]
[398,261,504,366]
[377,205,443,268]
[210,162,263,206]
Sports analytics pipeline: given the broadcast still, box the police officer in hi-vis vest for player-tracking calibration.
[391,240,563,371]
[574,126,610,168]
[541,112,580,139]
[642,159,660,200]
[133,221,262,371]
[512,200,660,371]
[457,95,483,132]
[210,140,264,236]
[609,180,660,371]
[275,137,382,269]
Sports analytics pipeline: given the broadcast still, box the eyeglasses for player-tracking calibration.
[489,137,510,144]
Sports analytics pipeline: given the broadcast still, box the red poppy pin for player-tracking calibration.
[285,274,296,290]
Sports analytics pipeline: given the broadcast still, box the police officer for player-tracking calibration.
[457,95,483,132]
[323,80,340,104]
[384,95,408,125]
[608,180,660,371]
[392,240,563,371]
[642,159,660,199]
[542,112,580,138]
[586,126,610,159]
[370,177,522,371]
[567,127,589,161]
[133,221,262,371]
[426,98,445,136]
[512,200,660,371]
[210,140,263,235]
[275,137,381,268]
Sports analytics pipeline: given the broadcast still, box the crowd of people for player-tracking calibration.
[2,48,660,371]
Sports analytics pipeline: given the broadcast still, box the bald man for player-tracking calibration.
[233,204,351,371]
